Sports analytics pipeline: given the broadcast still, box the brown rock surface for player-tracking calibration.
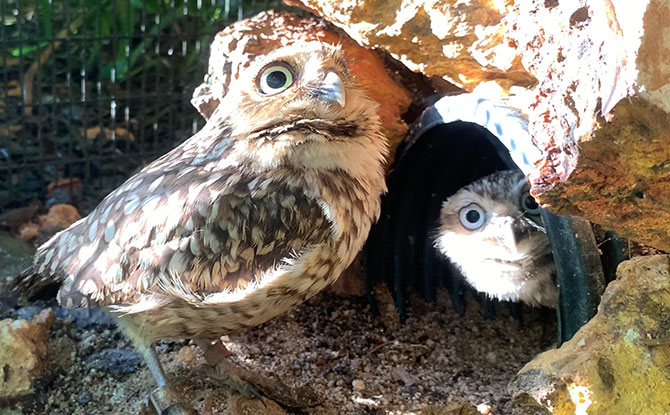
[286,0,670,250]
[38,204,81,230]
[191,10,413,151]
[510,255,670,415]
[0,308,54,399]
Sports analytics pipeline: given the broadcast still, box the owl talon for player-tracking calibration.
[206,359,318,409]
[208,359,265,402]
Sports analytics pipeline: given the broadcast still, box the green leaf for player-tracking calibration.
[101,57,129,81]
[10,42,49,57]
[37,0,52,39]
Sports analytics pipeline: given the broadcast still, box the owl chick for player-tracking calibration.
[11,43,387,409]
[434,170,557,308]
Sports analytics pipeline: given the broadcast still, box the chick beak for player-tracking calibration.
[317,71,345,107]
[490,216,522,253]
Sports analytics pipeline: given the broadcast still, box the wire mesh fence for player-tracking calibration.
[0,0,294,214]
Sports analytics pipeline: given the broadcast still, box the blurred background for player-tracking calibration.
[0,0,298,215]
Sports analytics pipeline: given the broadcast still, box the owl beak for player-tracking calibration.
[490,216,524,252]
[317,71,346,107]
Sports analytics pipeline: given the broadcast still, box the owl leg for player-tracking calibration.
[113,314,192,414]
[144,346,193,415]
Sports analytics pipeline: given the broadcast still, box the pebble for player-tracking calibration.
[78,392,92,405]
[477,403,492,414]
[352,379,366,392]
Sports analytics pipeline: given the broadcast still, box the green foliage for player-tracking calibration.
[2,0,285,81]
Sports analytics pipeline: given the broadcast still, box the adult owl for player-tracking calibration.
[11,43,388,411]
[434,170,557,308]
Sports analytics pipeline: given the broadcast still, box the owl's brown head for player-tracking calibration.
[201,42,387,174]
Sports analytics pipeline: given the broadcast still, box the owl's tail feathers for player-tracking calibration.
[7,264,61,298]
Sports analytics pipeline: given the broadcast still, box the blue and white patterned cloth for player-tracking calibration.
[408,94,542,176]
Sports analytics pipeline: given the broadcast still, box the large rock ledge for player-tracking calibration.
[285,0,670,250]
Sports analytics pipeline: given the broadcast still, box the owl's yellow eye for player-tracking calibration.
[257,63,294,95]
[459,203,486,230]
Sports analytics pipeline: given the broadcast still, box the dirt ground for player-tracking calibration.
[2,284,556,415]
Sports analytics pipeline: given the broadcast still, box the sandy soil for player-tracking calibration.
[2,285,556,415]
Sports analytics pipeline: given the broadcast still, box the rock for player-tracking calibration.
[52,306,115,329]
[191,10,413,151]
[0,234,35,282]
[510,255,670,415]
[87,348,143,376]
[287,0,670,251]
[77,391,92,405]
[0,308,54,399]
[227,394,287,415]
[0,199,42,234]
[175,345,199,367]
[352,378,365,392]
[391,366,418,386]
[15,306,44,322]
[37,204,81,230]
[17,222,39,242]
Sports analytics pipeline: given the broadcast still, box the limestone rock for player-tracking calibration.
[0,308,54,399]
[191,10,413,152]
[286,0,670,250]
[510,255,670,415]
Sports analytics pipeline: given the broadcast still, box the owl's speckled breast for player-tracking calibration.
[112,168,379,346]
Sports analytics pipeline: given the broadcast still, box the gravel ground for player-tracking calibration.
[2,284,556,415]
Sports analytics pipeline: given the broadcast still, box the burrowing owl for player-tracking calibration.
[434,170,557,308]
[11,43,388,409]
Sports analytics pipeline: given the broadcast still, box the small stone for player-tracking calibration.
[175,345,199,366]
[476,403,492,414]
[78,391,92,405]
[352,379,365,392]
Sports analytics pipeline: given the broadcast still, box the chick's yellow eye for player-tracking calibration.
[257,63,294,95]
